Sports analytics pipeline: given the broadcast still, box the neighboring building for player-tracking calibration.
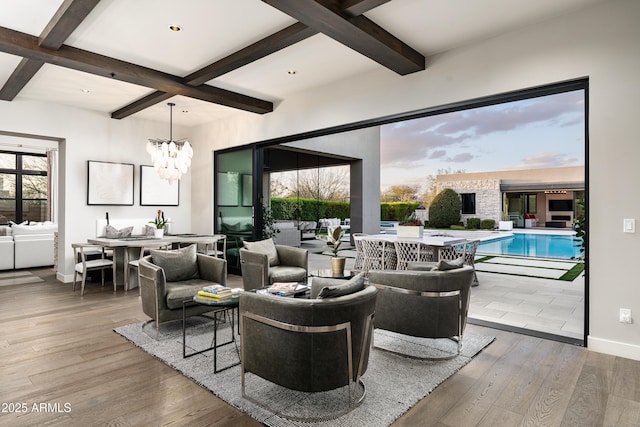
[435,166,584,228]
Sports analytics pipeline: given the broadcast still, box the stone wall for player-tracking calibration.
[435,179,501,225]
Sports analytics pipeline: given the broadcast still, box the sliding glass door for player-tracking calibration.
[214,147,258,273]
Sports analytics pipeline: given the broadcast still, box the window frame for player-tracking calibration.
[0,151,48,224]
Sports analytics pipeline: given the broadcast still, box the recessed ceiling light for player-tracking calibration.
[168,24,182,32]
[287,70,297,75]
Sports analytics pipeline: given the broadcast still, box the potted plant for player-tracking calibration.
[498,196,513,231]
[150,209,169,238]
[327,225,346,275]
[397,214,423,238]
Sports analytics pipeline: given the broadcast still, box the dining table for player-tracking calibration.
[87,234,226,291]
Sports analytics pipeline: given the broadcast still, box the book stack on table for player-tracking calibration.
[197,285,233,302]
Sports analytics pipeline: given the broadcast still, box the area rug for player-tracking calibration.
[0,270,44,287]
[115,317,493,426]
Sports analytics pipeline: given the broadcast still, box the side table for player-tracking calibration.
[182,295,240,373]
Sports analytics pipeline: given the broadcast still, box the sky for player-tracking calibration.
[379,90,585,193]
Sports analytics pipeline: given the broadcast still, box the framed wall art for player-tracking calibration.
[87,160,134,205]
[140,165,180,206]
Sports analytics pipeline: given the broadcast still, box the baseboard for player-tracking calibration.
[588,335,640,361]
[57,271,73,283]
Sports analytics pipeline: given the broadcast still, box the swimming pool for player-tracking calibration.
[477,232,582,259]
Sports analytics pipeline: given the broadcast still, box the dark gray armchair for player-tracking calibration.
[239,275,377,419]
[367,262,474,359]
[239,238,308,291]
[138,245,227,335]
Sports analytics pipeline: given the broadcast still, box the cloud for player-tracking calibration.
[380,90,584,167]
[516,152,581,169]
[446,153,474,163]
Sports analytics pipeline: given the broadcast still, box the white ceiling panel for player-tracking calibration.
[0,0,610,127]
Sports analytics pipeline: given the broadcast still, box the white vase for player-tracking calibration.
[498,220,513,231]
[154,228,165,238]
[397,225,423,238]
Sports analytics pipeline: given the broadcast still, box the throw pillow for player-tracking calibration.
[151,244,200,282]
[243,238,280,266]
[145,224,157,236]
[431,257,465,271]
[104,225,133,238]
[318,272,366,298]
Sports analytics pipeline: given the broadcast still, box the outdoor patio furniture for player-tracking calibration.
[393,240,434,270]
[439,240,480,286]
[351,232,367,272]
[361,238,396,273]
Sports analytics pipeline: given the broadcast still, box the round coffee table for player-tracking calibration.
[309,269,354,280]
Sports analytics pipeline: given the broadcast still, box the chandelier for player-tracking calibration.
[146,102,193,183]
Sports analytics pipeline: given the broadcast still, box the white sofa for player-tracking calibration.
[0,235,14,270]
[0,222,58,270]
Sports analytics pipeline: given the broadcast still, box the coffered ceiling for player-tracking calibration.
[0,0,606,127]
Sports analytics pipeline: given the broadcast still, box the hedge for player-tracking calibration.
[270,198,420,222]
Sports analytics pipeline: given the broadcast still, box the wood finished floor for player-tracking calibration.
[1,268,640,427]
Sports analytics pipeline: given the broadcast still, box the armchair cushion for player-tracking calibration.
[317,272,366,298]
[151,244,199,282]
[244,238,280,266]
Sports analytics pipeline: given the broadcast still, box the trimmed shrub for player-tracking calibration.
[270,197,349,221]
[428,188,461,228]
[480,219,496,230]
[380,202,420,221]
[466,217,481,229]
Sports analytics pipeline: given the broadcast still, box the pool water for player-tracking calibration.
[477,233,582,259]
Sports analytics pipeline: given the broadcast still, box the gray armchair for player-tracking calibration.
[239,238,308,291]
[138,245,227,334]
[367,262,474,359]
[239,275,377,419]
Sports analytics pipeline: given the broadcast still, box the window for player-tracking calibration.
[0,152,48,224]
[461,193,476,214]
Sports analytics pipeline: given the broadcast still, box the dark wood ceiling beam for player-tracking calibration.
[262,0,424,75]
[39,0,101,49]
[340,0,391,17]
[0,58,44,100]
[0,0,100,101]
[0,26,273,114]
[112,22,317,119]
[111,0,384,119]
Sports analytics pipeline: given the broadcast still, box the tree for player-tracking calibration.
[428,188,461,228]
[271,166,349,201]
[381,185,419,202]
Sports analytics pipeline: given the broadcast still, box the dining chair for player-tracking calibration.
[393,240,434,270]
[72,243,115,296]
[126,243,170,294]
[351,233,367,272]
[197,234,227,259]
[361,238,396,274]
[438,240,480,286]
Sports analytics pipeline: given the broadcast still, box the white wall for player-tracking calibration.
[0,99,192,282]
[190,0,640,359]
